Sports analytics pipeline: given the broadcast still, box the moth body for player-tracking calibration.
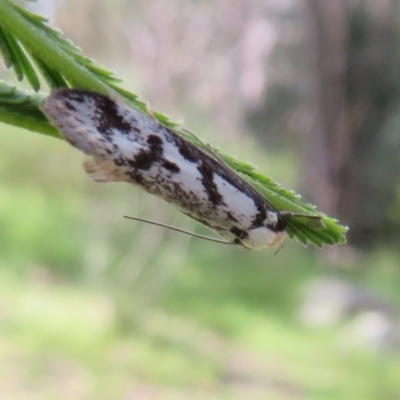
[41,89,287,249]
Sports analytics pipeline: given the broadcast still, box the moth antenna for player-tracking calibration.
[123,215,234,245]
[274,242,284,255]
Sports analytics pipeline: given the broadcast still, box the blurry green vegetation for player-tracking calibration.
[2,265,400,400]
[0,124,399,400]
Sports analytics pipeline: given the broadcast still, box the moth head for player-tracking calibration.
[239,227,287,249]
[239,210,321,249]
[238,211,288,249]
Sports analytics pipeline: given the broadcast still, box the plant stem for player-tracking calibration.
[0,106,59,137]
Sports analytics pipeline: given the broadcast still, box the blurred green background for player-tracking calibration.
[1,0,400,399]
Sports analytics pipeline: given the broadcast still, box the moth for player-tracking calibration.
[41,89,315,249]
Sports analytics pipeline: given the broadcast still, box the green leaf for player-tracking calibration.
[6,31,40,89]
[0,26,14,68]
[31,55,69,89]
[0,28,23,80]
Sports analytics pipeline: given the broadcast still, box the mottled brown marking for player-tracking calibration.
[197,162,223,206]
[163,160,180,173]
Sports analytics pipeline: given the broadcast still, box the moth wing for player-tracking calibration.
[83,158,128,182]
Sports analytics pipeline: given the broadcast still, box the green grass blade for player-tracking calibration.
[0,26,14,68]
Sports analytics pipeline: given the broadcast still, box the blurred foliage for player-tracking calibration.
[2,263,400,400]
